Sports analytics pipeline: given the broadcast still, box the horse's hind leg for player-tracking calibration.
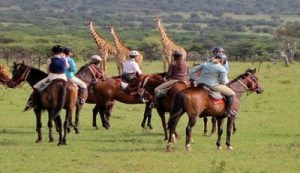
[54,115,63,146]
[74,104,82,134]
[141,102,153,129]
[232,118,237,134]
[185,116,197,151]
[210,116,217,136]
[47,109,54,142]
[216,117,225,149]
[34,109,42,143]
[63,110,72,145]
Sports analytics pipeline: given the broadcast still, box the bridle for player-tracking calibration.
[11,64,31,87]
[235,72,261,94]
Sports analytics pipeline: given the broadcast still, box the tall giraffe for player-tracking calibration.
[88,21,117,73]
[155,16,187,72]
[109,26,143,74]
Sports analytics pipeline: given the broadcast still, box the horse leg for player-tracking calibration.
[102,102,114,129]
[216,117,225,149]
[34,109,42,143]
[62,109,72,145]
[99,105,110,129]
[232,118,237,134]
[185,116,197,151]
[210,116,217,136]
[92,105,99,129]
[142,102,153,129]
[226,117,234,150]
[157,110,167,140]
[74,104,82,134]
[54,115,63,146]
[203,116,208,136]
[47,109,54,143]
[166,112,184,151]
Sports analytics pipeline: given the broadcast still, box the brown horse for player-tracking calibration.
[91,72,166,129]
[0,64,10,85]
[7,62,78,145]
[167,68,263,151]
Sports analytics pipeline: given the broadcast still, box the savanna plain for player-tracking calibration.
[0,61,299,173]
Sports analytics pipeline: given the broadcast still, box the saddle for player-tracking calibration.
[197,83,224,104]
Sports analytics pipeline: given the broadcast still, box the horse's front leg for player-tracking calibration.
[47,109,54,142]
[34,109,42,143]
[185,116,197,151]
[203,116,208,136]
[211,116,217,135]
[216,117,225,149]
[74,104,82,134]
[226,116,234,150]
[103,101,114,129]
[62,109,72,145]
[142,102,153,129]
[232,118,237,134]
[92,105,99,129]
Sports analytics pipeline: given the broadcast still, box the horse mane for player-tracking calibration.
[227,68,252,85]
[27,65,48,78]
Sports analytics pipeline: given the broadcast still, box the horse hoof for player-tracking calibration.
[147,124,153,130]
[75,130,80,134]
[171,134,177,144]
[49,139,54,143]
[227,146,233,150]
[166,143,173,152]
[185,144,191,151]
[141,123,146,128]
[202,132,208,136]
[217,146,222,150]
[35,139,42,143]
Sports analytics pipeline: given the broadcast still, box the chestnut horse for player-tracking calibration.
[167,68,263,151]
[91,72,166,129]
[8,62,77,145]
[0,64,10,85]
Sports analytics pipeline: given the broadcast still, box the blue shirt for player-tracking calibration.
[66,56,77,79]
[189,62,226,86]
[49,57,67,74]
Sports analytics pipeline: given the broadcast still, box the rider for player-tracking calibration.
[87,55,107,80]
[154,50,189,106]
[24,45,69,111]
[189,54,236,116]
[63,47,87,104]
[121,50,145,102]
[212,46,229,84]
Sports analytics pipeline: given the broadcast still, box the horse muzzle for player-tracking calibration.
[256,87,264,94]
[6,80,17,88]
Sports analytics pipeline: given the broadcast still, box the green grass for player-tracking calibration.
[0,61,300,173]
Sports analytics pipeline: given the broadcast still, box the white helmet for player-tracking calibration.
[90,55,102,61]
[129,50,139,57]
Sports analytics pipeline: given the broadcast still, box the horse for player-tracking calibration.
[0,64,10,85]
[166,68,263,151]
[91,72,166,129]
[7,62,78,145]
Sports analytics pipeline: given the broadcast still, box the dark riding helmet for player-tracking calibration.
[52,45,64,54]
[63,47,72,56]
[172,50,182,58]
[212,46,224,54]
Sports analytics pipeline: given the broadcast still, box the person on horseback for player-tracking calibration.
[211,46,229,84]
[24,45,69,111]
[63,47,87,104]
[121,50,145,102]
[189,54,236,116]
[86,54,107,81]
[89,55,102,69]
[154,50,189,106]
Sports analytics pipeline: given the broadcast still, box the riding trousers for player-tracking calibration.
[210,84,235,96]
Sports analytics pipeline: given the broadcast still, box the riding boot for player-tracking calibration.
[224,95,234,116]
[78,87,87,105]
[24,89,39,111]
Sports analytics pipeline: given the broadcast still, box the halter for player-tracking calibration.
[12,65,31,87]
[233,72,260,95]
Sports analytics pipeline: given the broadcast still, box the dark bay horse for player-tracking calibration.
[91,72,166,129]
[0,64,10,85]
[7,62,78,145]
[167,68,263,151]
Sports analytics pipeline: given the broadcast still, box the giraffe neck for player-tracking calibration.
[110,27,129,52]
[157,20,172,47]
[89,22,107,48]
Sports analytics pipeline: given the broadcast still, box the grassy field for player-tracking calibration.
[0,61,299,173]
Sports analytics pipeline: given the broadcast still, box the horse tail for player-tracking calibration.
[52,80,67,119]
[168,91,185,130]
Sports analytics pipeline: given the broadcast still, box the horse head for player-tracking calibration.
[7,62,30,88]
[0,64,10,85]
[240,68,263,94]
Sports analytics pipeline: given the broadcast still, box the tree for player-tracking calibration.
[274,22,300,66]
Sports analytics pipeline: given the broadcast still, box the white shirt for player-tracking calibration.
[122,59,142,74]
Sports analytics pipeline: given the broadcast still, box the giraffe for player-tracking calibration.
[155,16,187,72]
[109,26,143,74]
[88,21,117,73]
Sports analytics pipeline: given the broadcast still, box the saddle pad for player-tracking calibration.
[211,98,224,105]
